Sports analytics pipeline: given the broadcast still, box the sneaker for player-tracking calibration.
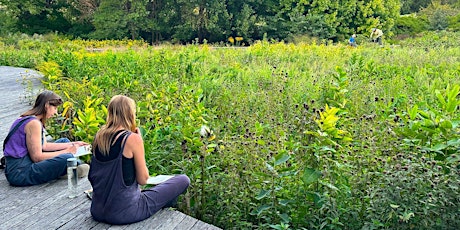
[84,189,93,200]
[77,164,90,178]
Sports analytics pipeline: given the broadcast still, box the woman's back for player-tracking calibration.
[89,131,142,224]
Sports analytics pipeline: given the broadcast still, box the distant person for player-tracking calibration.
[349,34,357,47]
[370,28,384,46]
[3,90,90,186]
[89,95,190,225]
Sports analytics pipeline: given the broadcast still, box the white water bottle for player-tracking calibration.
[67,158,78,198]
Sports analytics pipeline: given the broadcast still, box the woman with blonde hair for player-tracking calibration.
[89,95,190,225]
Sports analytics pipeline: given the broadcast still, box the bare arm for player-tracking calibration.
[25,120,77,162]
[43,140,87,152]
[124,128,149,185]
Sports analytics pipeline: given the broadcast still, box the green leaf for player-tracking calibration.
[446,154,460,163]
[408,105,418,120]
[278,199,290,206]
[435,89,446,106]
[206,165,217,170]
[320,181,339,191]
[390,204,400,209]
[423,119,436,128]
[266,162,275,172]
[418,110,431,119]
[269,225,284,230]
[447,139,460,146]
[432,143,448,151]
[278,213,290,223]
[320,146,336,152]
[306,192,324,207]
[257,139,266,145]
[302,168,321,185]
[256,189,271,200]
[254,204,271,216]
[274,152,290,166]
[439,120,452,130]
[278,167,297,177]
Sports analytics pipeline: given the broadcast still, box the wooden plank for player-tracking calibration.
[154,210,189,230]
[59,211,104,230]
[174,216,198,230]
[104,209,171,230]
[33,193,91,229]
[0,173,52,203]
[0,184,58,214]
[3,183,79,228]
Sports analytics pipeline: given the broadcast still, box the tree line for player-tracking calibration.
[0,0,458,44]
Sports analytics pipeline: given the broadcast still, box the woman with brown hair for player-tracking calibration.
[89,95,190,225]
[3,90,90,186]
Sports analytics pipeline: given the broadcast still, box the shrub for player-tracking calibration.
[394,15,429,35]
[448,14,460,31]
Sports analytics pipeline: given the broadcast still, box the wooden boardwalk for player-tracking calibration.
[0,66,220,230]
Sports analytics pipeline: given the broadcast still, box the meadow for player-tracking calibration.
[1,32,460,229]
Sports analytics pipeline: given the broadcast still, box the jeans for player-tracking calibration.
[5,138,75,186]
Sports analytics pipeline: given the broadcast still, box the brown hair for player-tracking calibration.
[21,90,63,125]
[93,95,136,155]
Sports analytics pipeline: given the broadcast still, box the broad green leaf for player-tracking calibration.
[435,89,446,106]
[439,120,452,130]
[278,213,290,223]
[205,148,215,153]
[274,152,290,166]
[320,181,339,191]
[278,166,297,177]
[306,192,324,207]
[408,105,418,120]
[320,146,336,152]
[269,225,284,230]
[256,189,271,200]
[446,154,460,163]
[447,139,460,146]
[418,110,431,119]
[254,204,271,216]
[278,199,290,206]
[302,168,321,185]
[423,119,435,128]
[206,165,217,170]
[446,100,458,113]
[432,143,448,151]
[266,162,274,172]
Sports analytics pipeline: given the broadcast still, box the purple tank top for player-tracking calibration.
[89,131,149,224]
[4,116,39,158]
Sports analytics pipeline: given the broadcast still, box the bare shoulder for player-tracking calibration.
[127,132,143,145]
[25,118,41,129]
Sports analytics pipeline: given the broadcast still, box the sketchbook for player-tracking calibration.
[75,145,92,157]
[146,175,175,185]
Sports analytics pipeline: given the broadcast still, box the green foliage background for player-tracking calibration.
[0,0,403,43]
[0,32,460,229]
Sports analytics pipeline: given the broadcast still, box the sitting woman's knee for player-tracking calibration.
[178,174,190,186]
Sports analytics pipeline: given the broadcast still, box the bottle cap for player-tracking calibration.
[67,157,77,167]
